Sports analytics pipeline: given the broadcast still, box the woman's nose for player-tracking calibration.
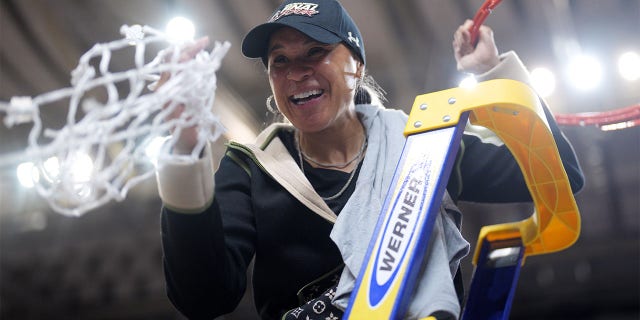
[286,63,313,81]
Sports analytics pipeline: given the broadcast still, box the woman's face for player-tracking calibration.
[267,27,362,133]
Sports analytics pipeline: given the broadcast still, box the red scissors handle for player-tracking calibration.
[470,0,503,46]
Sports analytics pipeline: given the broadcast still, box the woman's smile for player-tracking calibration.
[290,89,325,106]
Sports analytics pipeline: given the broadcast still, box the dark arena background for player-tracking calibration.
[1,0,638,319]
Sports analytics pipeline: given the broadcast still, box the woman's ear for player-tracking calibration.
[356,62,365,80]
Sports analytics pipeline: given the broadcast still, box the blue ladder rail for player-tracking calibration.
[462,235,525,320]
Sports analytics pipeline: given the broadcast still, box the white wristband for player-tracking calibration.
[475,51,532,86]
[156,144,215,213]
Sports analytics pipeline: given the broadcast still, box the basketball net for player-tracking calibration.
[0,25,230,216]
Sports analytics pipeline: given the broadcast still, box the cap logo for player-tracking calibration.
[347,31,360,48]
[269,3,320,22]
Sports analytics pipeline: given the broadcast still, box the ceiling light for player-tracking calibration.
[17,162,39,188]
[530,67,556,98]
[618,51,640,81]
[567,55,602,91]
[458,75,477,89]
[166,17,196,44]
[70,152,94,183]
[43,156,60,182]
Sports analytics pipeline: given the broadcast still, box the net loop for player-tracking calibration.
[0,24,231,216]
[5,96,37,127]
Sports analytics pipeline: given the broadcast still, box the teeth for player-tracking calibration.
[292,89,322,100]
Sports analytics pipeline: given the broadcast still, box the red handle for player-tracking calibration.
[470,0,503,46]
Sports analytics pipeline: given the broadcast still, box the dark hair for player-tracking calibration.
[355,73,386,105]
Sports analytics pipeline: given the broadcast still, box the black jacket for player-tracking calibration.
[160,111,584,319]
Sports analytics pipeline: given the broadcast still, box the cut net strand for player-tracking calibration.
[0,24,230,216]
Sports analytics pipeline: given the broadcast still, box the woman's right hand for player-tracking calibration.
[452,19,500,75]
[156,37,210,155]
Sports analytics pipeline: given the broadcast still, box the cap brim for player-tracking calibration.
[242,21,342,60]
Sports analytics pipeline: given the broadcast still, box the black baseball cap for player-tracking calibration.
[241,0,365,66]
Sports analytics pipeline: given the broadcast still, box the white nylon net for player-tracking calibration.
[0,25,230,216]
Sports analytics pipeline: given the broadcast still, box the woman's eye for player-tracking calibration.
[308,47,326,57]
[271,55,288,64]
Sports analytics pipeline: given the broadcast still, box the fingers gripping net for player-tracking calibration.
[0,25,231,216]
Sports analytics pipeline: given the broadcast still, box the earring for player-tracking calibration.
[266,95,279,114]
[356,71,366,92]
[358,69,366,84]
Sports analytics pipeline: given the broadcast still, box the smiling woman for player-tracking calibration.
[154,0,584,319]
[266,28,363,149]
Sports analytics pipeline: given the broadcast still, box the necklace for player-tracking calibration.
[295,131,367,170]
[303,151,360,169]
[295,131,367,201]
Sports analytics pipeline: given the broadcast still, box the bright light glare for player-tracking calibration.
[530,67,556,98]
[166,17,195,44]
[568,55,602,90]
[43,156,60,182]
[71,153,94,183]
[41,153,94,184]
[601,121,636,131]
[458,75,477,89]
[145,135,170,166]
[618,51,640,81]
[17,162,39,188]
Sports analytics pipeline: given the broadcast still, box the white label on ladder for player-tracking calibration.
[368,126,456,306]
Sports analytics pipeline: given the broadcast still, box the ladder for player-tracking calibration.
[343,79,581,319]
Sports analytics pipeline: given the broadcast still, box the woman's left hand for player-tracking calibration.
[156,37,210,154]
[453,19,500,74]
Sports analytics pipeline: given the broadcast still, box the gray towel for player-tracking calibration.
[330,104,470,319]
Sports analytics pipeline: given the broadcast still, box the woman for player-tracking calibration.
[156,0,584,319]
